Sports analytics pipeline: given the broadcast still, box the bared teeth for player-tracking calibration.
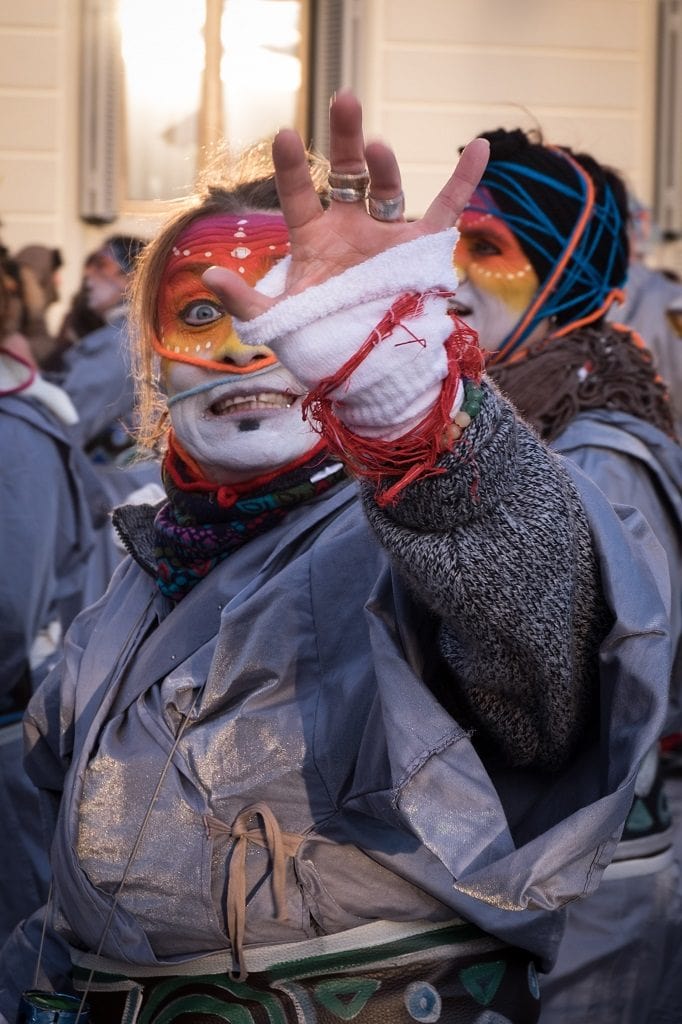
[210,392,295,416]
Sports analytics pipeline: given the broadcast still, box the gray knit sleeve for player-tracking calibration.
[361,379,610,771]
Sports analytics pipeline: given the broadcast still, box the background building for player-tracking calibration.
[0,0,679,324]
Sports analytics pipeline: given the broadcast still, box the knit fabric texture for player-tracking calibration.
[363,379,609,771]
[153,443,346,601]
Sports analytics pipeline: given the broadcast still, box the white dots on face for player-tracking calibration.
[204,251,212,258]
[238,267,245,274]
[205,341,211,349]
[182,249,191,256]
[461,212,492,230]
[231,246,252,259]
[234,230,246,239]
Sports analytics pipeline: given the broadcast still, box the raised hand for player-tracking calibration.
[203,90,488,321]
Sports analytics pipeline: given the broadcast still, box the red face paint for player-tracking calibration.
[155,212,290,374]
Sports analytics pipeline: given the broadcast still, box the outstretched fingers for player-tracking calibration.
[329,90,366,173]
[365,140,402,202]
[271,129,324,231]
[421,137,490,231]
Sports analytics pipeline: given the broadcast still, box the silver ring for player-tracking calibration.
[328,170,370,190]
[330,185,368,204]
[368,192,405,221]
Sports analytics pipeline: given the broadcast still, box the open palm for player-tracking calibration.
[203,90,489,320]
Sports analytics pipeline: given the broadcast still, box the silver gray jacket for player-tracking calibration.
[554,409,682,733]
[0,388,671,1017]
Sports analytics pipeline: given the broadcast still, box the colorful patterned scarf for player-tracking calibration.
[154,437,346,601]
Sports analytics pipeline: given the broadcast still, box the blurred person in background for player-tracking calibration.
[0,248,107,948]
[58,234,147,462]
[606,193,682,437]
[51,250,106,372]
[12,245,63,371]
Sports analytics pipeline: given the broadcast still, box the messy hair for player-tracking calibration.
[131,139,329,454]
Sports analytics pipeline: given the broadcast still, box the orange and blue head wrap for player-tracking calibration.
[465,129,629,362]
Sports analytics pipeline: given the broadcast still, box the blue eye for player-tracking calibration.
[182,300,224,326]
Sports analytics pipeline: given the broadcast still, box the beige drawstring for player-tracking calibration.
[203,802,303,981]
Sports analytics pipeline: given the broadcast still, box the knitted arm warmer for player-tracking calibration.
[362,380,611,771]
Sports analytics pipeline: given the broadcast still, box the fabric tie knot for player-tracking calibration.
[203,802,303,981]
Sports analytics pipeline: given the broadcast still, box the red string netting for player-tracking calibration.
[301,290,484,507]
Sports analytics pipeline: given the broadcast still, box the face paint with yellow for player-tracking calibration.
[154,212,290,376]
[452,190,542,352]
[455,211,538,311]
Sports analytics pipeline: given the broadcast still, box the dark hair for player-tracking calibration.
[466,128,629,358]
[105,235,147,275]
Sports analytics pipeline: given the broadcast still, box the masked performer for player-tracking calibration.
[452,127,682,1024]
[0,95,671,1024]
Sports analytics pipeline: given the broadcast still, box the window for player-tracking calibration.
[79,0,320,221]
[119,0,310,206]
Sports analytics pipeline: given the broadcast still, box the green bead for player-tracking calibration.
[463,400,482,417]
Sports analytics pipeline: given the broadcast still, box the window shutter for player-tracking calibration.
[78,0,121,224]
[655,0,682,238]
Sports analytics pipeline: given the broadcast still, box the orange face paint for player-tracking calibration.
[155,212,290,374]
[454,209,538,317]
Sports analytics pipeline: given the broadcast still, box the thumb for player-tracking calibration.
[202,266,274,323]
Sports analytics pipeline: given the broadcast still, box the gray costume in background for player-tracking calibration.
[59,305,136,455]
[0,392,103,947]
[0,386,671,1021]
[57,302,163,602]
[608,261,682,436]
[540,410,682,1024]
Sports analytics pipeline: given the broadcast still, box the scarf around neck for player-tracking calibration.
[154,436,347,601]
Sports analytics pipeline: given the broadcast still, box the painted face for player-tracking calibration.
[155,212,290,371]
[158,212,319,484]
[452,206,540,352]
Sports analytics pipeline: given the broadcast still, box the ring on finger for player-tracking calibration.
[330,185,368,203]
[368,192,406,222]
[328,169,369,190]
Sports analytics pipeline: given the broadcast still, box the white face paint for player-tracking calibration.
[163,358,319,483]
[448,278,525,354]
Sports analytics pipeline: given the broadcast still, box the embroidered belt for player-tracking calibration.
[71,919,541,1023]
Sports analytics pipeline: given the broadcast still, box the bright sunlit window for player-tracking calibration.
[117,0,309,206]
